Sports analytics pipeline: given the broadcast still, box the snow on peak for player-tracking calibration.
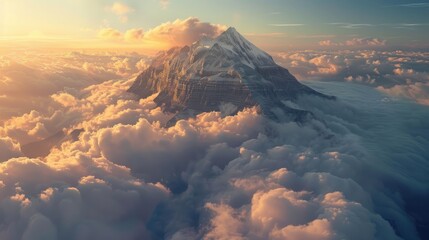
[213,27,275,68]
[190,27,275,69]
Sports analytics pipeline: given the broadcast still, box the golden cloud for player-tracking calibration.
[109,2,134,22]
[124,28,145,41]
[97,28,122,40]
[319,38,387,47]
[110,2,133,15]
[144,17,227,47]
[97,17,227,49]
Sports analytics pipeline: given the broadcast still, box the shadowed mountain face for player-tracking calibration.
[128,27,334,122]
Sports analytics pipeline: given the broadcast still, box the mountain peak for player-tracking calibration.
[217,27,247,45]
[223,27,239,36]
[213,27,275,68]
[128,27,335,124]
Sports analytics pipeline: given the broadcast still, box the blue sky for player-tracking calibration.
[1,0,428,50]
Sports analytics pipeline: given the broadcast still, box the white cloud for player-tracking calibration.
[0,156,169,240]
[377,82,429,105]
[345,38,386,47]
[274,49,429,105]
[0,137,22,162]
[97,17,227,48]
[98,28,122,40]
[110,2,133,15]
[109,2,134,23]
[145,16,226,45]
[270,219,332,240]
[160,0,169,9]
[124,28,145,41]
[0,51,149,122]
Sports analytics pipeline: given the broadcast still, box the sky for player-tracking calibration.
[0,1,429,240]
[1,0,429,51]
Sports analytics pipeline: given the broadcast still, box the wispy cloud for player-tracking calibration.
[329,22,429,30]
[390,23,429,30]
[397,23,426,27]
[160,0,169,9]
[394,3,429,8]
[269,23,305,27]
[108,2,134,23]
[98,28,122,40]
[329,23,375,29]
[319,37,387,47]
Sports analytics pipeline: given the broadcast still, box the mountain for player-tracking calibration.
[128,27,334,123]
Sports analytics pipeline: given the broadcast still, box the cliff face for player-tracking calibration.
[128,27,334,122]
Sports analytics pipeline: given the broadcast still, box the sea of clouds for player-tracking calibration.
[0,50,150,124]
[0,49,428,240]
[274,49,429,106]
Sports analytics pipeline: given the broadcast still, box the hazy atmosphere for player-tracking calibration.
[0,1,428,240]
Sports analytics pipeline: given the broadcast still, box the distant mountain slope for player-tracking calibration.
[21,129,83,158]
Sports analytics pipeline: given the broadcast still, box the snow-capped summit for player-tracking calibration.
[215,27,275,67]
[128,27,334,123]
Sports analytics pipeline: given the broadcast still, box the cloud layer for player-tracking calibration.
[1,29,428,239]
[275,50,429,105]
[0,51,150,123]
[0,55,428,239]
